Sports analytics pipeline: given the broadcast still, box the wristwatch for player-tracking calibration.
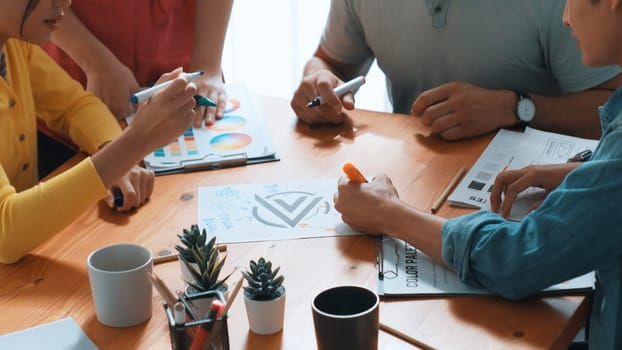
[514,90,535,128]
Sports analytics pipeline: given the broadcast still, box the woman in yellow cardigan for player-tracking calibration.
[0,0,198,263]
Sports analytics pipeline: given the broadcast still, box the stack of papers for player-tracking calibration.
[448,127,599,220]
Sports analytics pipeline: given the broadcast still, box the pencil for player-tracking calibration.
[342,162,368,183]
[379,322,436,350]
[153,253,178,265]
[153,245,227,265]
[147,271,178,307]
[430,166,467,214]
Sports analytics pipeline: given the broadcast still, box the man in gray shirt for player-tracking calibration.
[291,0,622,140]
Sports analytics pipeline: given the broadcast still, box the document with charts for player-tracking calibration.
[198,179,359,243]
[129,84,278,175]
[448,127,599,220]
[377,236,594,296]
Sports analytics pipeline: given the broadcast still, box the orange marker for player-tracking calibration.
[190,299,225,350]
[343,162,368,183]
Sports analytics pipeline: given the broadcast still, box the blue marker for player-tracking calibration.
[130,71,204,105]
[113,188,124,208]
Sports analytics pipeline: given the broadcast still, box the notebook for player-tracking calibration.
[0,317,98,350]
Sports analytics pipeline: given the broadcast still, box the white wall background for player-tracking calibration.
[220,0,390,112]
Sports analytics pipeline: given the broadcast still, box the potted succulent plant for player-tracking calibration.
[184,243,233,295]
[241,257,286,335]
[181,236,234,317]
[175,224,208,282]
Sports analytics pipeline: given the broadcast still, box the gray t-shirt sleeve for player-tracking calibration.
[320,0,375,65]
[539,1,620,92]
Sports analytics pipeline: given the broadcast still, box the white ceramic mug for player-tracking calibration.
[87,243,153,327]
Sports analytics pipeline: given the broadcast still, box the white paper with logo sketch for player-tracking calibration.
[448,127,599,220]
[198,179,359,243]
[378,236,595,296]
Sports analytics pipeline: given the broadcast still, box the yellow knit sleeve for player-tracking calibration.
[0,158,107,264]
[27,42,121,154]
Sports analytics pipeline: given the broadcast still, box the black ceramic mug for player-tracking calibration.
[312,285,379,350]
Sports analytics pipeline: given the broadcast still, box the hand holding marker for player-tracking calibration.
[306,76,366,108]
[343,162,368,183]
[127,71,214,117]
[130,71,203,104]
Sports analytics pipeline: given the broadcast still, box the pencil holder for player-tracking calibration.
[163,290,230,350]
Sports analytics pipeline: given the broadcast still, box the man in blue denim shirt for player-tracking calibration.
[334,1,622,348]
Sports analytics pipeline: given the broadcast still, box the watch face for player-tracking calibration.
[517,99,536,122]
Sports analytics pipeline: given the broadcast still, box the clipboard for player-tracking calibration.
[377,235,595,297]
[129,83,279,176]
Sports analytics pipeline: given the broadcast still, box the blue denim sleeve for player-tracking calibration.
[442,158,622,301]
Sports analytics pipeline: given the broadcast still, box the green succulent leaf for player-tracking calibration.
[243,257,285,300]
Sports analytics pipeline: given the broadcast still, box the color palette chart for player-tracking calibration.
[141,84,277,174]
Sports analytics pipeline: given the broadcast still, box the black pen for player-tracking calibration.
[567,149,593,162]
[377,235,384,280]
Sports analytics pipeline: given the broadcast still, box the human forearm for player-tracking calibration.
[530,90,610,139]
[335,176,446,265]
[524,74,622,139]
[304,47,365,81]
[0,160,107,263]
[190,0,233,76]
[90,126,153,189]
[50,8,121,76]
[381,199,447,266]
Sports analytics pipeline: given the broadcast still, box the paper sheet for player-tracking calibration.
[378,236,594,296]
[449,127,599,220]
[198,179,359,243]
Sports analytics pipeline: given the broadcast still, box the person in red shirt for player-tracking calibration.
[43,0,232,125]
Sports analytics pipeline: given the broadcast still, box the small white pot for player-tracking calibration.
[243,288,286,335]
[178,256,198,284]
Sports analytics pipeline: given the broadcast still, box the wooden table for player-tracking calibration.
[0,96,590,349]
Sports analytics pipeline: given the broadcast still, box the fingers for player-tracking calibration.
[291,71,348,125]
[110,168,155,212]
[156,79,198,113]
[205,90,226,124]
[192,107,207,128]
[155,67,183,85]
[342,92,355,110]
[526,200,543,214]
[199,90,226,126]
[411,85,451,117]
[490,170,531,218]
